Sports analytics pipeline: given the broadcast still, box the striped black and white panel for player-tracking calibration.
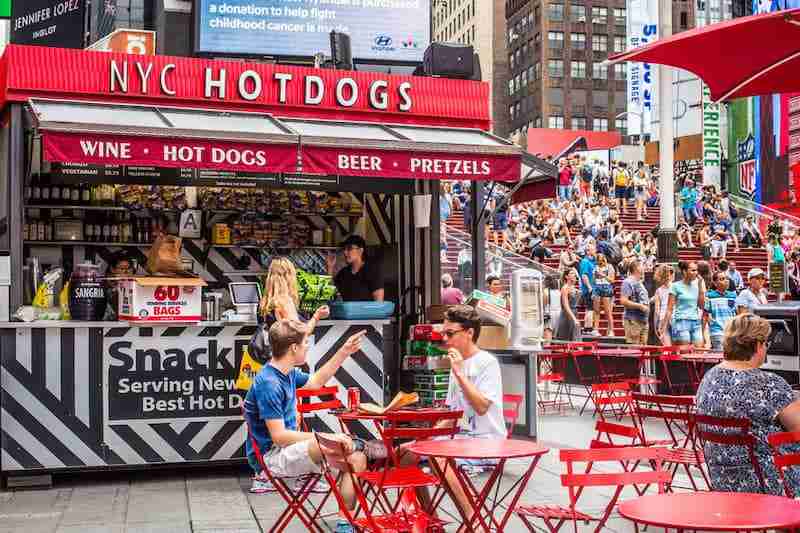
[364,194,399,246]
[0,326,112,471]
[305,321,387,440]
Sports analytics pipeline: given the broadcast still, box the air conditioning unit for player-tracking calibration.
[591,17,605,23]
[577,16,586,22]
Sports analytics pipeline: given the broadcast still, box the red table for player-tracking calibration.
[618,492,800,531]
[406,438,549,533]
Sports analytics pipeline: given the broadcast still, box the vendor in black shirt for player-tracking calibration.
[326,235,384,302]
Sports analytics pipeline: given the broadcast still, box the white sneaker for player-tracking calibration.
[249,472,275,494]
[294,476,330,494]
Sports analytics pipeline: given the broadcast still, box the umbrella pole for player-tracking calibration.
[656,0,678,266]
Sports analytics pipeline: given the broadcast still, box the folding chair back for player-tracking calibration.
[631,392,695,447]
[695,413,766,492]
[655,346,696,394]
[590,381,632,420]
[590,420,641,449]
[296,386,344,431]
[768,430,800,498]
[503,394,524,437]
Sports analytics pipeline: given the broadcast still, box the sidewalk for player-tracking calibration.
[0,412,687,533]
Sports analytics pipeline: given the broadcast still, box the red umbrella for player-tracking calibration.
[608,8,800,101]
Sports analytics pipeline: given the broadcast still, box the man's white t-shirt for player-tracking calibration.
[446,350,506,440]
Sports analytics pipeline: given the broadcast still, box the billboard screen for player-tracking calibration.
[11,0,85,48]
[626,0,658,136]
[194,0,431,63]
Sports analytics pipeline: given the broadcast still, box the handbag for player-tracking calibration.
[235,347,265,391]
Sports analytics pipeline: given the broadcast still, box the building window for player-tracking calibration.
[592,62,608,79]
[549,3,565,20]
[614,63,627,79]
[521,70,529,86]
[548,59,564,77]
[510,53,515,69]
[515,49,522,64]
[571,4,586,21]
[613,35,626,52]
[572,117,587,129]
[535,4,542,19]
[535,116,543,128]
[521,42,529,58]
[613,7,626,23]
[509,104,516,120]
[592,34,608,51]
[615,117,628,133]
[534,32,542,42]
[680,11,689,28]
[548,31,565,47]
[571,60,587,78]
[591,6,608,23]
[593,118,609,131]
[549,116,565,129]
[571,32,586,49]
[533,62,541,79]
[508,79,515,95]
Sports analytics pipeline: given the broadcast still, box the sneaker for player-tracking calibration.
[294,476,330,494]
[249,472,275,494]
[335,519,354,533]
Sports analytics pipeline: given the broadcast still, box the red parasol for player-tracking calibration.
[608,8,800,101]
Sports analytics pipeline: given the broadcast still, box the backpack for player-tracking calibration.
[613,169,628,187]
[580,165,593,183]
[598,241,623,265]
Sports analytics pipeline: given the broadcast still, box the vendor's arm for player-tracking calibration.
[302,330,365,390]
[368,264,385,302]
[447,348,495,416]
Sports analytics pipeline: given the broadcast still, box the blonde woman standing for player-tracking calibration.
[258,257,329,329]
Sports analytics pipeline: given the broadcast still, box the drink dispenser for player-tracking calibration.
[510,269,544,350]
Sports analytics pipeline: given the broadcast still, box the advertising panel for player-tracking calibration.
[194,0,431,63]
[626,0,658,136]
[702,84,722,187]
[11,0,85,48]
[88,28,156,55]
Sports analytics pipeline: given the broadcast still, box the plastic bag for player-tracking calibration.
[146,234,184,274]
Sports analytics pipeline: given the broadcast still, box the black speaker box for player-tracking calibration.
[423,43,475,78]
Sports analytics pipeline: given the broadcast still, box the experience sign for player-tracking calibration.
[103,328,250,420]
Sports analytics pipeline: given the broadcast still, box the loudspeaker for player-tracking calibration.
[330,31,353,70]
[423,42,475,78]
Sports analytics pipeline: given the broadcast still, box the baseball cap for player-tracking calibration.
[341,234,366,249]
[748,268,766,279]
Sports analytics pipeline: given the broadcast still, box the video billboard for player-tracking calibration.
[194,0,431,64]
[11,0,85,48]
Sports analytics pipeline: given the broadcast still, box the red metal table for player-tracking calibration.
[405,438,549,533]
[618,492,800,532]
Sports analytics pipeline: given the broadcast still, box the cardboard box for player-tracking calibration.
[474,299,511,327]
[117,277,207,322]
[467,289,506,309]
[477,325,510,350]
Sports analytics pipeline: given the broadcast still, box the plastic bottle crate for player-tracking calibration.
[418,389,448,404]
[413,372,450,388]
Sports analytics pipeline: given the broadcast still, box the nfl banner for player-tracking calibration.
[626,0,659,136]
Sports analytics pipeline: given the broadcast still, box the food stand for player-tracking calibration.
[0,45,522,481]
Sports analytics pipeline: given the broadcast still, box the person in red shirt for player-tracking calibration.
[441,274,465,305]
[558,159,574,201]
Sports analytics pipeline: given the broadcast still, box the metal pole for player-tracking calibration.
[656,0,677,264]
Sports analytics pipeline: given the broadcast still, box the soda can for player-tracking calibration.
[348,387,361,411]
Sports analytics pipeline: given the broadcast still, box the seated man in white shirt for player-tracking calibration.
[399,305,505,522]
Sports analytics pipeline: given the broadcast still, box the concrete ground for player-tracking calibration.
[0,409,700,533]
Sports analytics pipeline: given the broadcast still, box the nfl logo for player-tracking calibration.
[739,160,756,197]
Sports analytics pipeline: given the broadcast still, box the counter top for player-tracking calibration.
[0,318,395,329]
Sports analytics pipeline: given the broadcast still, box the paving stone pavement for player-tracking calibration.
[0,412,699,532]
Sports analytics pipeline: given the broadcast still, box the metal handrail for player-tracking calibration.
[730,194,800,230]
[444,223,560,277]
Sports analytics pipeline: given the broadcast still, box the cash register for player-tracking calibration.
[226,282,262,322]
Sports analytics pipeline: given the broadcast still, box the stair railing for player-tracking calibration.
[730,194,800,234]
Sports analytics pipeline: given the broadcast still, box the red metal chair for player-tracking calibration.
[503,393,524,437]
[315,432,448,533]
[296,386,345,432]
[628,346,662,393]
[243,410,331,533]
[768,430,800,498]
[656,345,698,395]
[589,381,633,421]
[537,350,573,413]
[695,413,767,493]
[562,342,605,415]
[630,392,709,491]
[515,446,671,533]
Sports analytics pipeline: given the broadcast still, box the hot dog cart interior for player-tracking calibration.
[0,45,524,484]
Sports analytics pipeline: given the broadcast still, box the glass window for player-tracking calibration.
[535,116,543,128]
[614,63,627,79]
[591,6,608,23]
[572,89,587,104]
[548,31,564,47]
[571,32,586,49]
[592,62,608,79]
[522,70,529,86]
[615,117,628,132]
[680,11,688,28]
[549,116,565,129]
[533,62,541,79]
[593,118,609,131]
[35,101,167,128]
[592,92,608,107]
[592,34,608,51]
[571,4,586,20]
[534,32,542,42]
[549,88,564,105]
[508,79,515,95]
[284,120,399,140]
[510,53,515,69]
[548,59,564,77]
[613,7,626,22]
[510,105,516,120]
[549,3,564,20]
[614,36,626,52]
[571,60,587,78]
[572,117,587,130]
[391,126,507,146]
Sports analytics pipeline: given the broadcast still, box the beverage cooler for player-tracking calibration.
[753,302,800,387]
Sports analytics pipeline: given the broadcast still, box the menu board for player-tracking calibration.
[50,163,414,194]
[770,262,788,293]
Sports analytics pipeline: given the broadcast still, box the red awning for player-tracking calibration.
[608,8,800,101]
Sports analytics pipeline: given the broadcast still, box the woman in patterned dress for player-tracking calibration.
[696,314,800,495]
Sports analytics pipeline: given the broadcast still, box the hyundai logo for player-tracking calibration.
[374,35,393,47]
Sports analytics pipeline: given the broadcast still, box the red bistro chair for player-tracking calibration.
[537,350,573,413]
[656,345,698,395]
[503,393,524,437]
[315,432,448,533]
[243,410,331,533]
[695,413,767,493]
[589,381,633,421]
[515,446,671,533]
[768,430,800,498]
[296,386,345,432]
[630,392,709,492]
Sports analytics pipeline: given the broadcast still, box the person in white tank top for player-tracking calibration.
[654,264,675,345]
